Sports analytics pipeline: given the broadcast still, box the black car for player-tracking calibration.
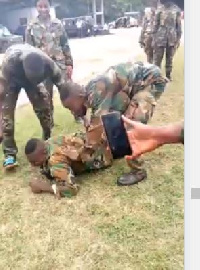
[0,25,23,53]
[62,16,94,38]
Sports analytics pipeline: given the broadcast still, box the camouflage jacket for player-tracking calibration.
[1,44,62,88]
[41,133,113,190]
[139,14,155,45]
[26,16,73,69]
[152,4,182,46]
[85,62,167,116]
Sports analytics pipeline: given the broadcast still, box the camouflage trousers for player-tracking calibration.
[143,35,154,64]
[44,65,68,127]
[2,83,52,158]
[153,45,176,75]
[44,78,54,128]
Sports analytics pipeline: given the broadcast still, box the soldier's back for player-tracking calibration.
[154,3,179,46]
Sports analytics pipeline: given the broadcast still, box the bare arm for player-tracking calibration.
[122,115,184,160]
[60,23,73,67]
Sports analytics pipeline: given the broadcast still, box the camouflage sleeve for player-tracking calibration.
[90,77,119,116]
[25,23,35,46]
[139,18,146,44]
[59,23,73,67]
[176,11,182,40]
[95,93,113,116]
[49,154,79,193]
[152,11,160,34]
[51,61,63,87]
[0,79,4,142]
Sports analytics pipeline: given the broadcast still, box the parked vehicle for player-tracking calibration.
[62,16,94,38]
[129,17,139,27]
[14,25,27,41]
[108,15,138,29]
[108,21,116,29]
[0,24,23,53]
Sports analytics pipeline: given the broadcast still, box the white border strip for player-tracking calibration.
[185,0,200,269]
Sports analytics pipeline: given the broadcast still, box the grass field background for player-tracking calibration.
[0,47,184,270]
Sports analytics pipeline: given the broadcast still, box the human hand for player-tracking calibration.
[83,115,91,130]
[122,115,162,160]
[66,65,73,80]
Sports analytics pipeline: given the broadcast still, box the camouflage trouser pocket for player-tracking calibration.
[84,148,113,172]
[125,91,156,124]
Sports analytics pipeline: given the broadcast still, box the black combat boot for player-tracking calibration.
[166,71,172,81]
[117,169,147,186]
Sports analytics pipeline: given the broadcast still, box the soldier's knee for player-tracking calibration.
[2,117,14,135]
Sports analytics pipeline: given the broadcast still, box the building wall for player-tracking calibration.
[2,7,56,32]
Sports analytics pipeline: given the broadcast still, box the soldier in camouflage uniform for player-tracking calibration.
[1,44,67,170]
[0,74,4,144]
[139,7,155,64]
[25,126,113,198]
[25,0,73,124]
[61,61,168,123]
[58,61,168,185]
[152,1,182,80]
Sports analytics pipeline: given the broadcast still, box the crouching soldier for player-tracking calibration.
[61,61,168,125]
[56,61,168,186]
[1,43,69,170]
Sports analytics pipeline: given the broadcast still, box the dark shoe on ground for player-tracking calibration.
[74,116,84,124]
[117,169,147,186]
[3,156,18,171]
[166,73,172,81]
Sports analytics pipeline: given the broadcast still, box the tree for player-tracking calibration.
[54,0,147,21]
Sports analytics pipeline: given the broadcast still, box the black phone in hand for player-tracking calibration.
[101,112,132,159]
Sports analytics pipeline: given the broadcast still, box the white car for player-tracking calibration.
[129,17,139,27]
[108,21,116,29]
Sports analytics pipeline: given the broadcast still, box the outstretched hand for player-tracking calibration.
[122,115,162,160]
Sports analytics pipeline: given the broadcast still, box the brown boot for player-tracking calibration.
[29,179,54,194]
[117,169,147,186]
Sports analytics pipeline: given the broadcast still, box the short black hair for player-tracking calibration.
[25,138,41,155]
[23,52,45,82]
[59,82,85,101]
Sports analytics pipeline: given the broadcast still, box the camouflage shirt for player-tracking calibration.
[41,133,113,190]
[26,16,73,69]
[1,44,62,88]
[139,13,155,45]
[153,4,182,46]
[85,62,167,116]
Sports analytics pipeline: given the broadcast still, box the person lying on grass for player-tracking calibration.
[25,117,146,199]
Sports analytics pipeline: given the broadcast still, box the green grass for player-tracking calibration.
[0,47,184,270]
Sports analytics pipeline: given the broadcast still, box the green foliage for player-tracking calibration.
[54,0,149,21]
